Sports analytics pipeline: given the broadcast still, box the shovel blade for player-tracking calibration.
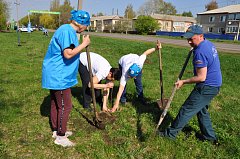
[157,98,169,110]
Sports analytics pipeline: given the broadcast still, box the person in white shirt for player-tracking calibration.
[78,52,121,112]
[110,42,160,113]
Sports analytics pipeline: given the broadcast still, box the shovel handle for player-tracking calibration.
[157,40,164,106]
[86,45,98,118]
[155,48,193,133]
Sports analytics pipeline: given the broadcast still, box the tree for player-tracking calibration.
[59,0,74,24]
[160,2,177,15]
[134,15,159,35]
[97,12,104,16]
[205,0,218,11]
[182,11,193,17]
[39,14,55,29]
[0,0,9,30]
[138,0,176,15]
[114,20,132,34]
[124,4,136,19]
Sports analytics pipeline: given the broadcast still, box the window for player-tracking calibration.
[220,15,226,22]
[208,27,213,32]
[228,14,235,20]
[236,13,240,20]
[218,27,225,34]
[209,16,215,22]
[227,26,238,33]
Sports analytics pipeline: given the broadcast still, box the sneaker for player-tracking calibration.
[54,136,75,147]
[52,131,73,138]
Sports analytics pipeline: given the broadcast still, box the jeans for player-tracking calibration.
[164,84,220,141]
[120,70,144,103]
[78,62,102,108]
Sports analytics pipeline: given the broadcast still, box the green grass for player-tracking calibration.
[0,31,240,159]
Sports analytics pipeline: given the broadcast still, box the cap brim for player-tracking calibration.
[182,32,194,38]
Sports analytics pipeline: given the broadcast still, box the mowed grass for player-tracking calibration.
[0,31,239,159]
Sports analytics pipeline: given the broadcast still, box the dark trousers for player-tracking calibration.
[78,62,102,108]
[165,84,220,141]
[50,88,72,136]
[119,65,144,103]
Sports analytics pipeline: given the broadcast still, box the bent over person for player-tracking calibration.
[79,52,121,112]
[42,10,90,147]
[158,25,222,145]
[111,42,160,113]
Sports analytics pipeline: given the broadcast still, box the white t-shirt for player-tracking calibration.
[80,52,112,82]
[119,53,146,86]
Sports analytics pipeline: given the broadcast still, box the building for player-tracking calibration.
[90,15,121,32]
[197,4,240,34]
[149,14,196,32]
[90,14,196,33]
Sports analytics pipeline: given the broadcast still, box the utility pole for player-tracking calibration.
[78,0,82,10]
[14,0,21,46]
[236,20,240,41]
[77,0,83,40]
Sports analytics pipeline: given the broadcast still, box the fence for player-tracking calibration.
[156,31,240,41]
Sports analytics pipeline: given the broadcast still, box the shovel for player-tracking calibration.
[156,40,168,110]
[155,48,193,134]
[85,45,105,130]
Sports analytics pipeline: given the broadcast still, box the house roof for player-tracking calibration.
[150,14,196,23]
[91,15,121,21]
[133,14,196,23]
[198,4,240,15]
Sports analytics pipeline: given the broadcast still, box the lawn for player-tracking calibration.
[0,31,239,159]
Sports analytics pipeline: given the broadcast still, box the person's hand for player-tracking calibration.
[175,80,184,89]
[156,40,162,50]
[82,35,90,48]
[110,104,119,113]
[106,82,114,88]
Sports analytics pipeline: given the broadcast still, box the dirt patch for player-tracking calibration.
[97,111,116,124]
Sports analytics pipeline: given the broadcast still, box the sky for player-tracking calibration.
[6,0,240,21]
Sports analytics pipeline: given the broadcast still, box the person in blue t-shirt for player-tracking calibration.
[42,10,90,147]
[158,25,222,145]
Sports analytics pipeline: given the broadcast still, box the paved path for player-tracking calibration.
[88,32,240,54]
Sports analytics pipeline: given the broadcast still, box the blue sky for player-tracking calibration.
[6,0,239,21]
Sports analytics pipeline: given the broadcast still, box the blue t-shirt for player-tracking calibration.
[42,24,80,90]
[193,39,222,87]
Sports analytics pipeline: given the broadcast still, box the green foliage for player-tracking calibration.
[0,0,9,30]
[135,15,159,34]
[182,11,193,17]
[114,20,132,33]
[39,14,56,29]
[0,32,240,158]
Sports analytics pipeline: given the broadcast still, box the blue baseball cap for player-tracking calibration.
[182,25,203,38]
[70,10,90,26]
[128,63,141,77]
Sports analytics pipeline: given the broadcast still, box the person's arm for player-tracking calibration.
[175,67,207,89]
[88,76,114,89]
[63,35,90,59]
[142,42,161,56]
[102,87,110,111]
[111,84,125,112]
[142,48,156,56]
